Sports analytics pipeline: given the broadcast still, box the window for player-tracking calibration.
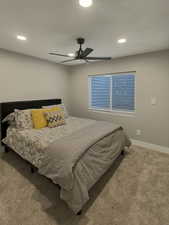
[88,73,135,112]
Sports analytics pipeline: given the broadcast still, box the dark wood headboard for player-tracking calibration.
[0,98,62,143]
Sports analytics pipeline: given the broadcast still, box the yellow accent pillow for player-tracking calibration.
[31,107,61,129]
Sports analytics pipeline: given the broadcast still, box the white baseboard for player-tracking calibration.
[131,139,169,154]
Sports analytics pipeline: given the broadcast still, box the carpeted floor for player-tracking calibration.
[0,146,169,225]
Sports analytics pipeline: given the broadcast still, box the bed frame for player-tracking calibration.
[0,98,125,216]
[0,98,61,151]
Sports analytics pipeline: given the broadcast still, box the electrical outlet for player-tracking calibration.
[136,129,141,136]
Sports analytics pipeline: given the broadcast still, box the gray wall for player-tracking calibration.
[0,49,69,104]
[68,50,169,147]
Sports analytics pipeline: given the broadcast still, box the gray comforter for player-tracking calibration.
[38,121,121,191]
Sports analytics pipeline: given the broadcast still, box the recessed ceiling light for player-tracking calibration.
[79,0,93,8]
[68,53,75,57]
[17,35,27,41]
[117,38,127,44]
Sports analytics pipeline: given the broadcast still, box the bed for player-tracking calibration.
[0,99,131,214]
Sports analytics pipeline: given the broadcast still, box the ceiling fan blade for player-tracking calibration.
[85,57,112,60]
[49,53,71,57]
[60,59,77,63]
[81,48,93,58]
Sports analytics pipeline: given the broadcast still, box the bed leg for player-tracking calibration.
[30,166,35,173]
[121,150,125,155]
[4,147,10,153]
[57,185,61,190]
[77,210,82,216]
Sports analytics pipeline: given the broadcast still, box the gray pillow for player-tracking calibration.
[42,104,69,118]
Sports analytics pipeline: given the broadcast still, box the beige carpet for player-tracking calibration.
[0,146,169,225]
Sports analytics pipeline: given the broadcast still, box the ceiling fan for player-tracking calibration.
[49,38,112,63]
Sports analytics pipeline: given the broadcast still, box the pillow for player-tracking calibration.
[2,109,33,129]
[42,104,69,118]
[31,107,61,129]
[44,110,65,128]
[14,109,33,129]
[2,112,16,126]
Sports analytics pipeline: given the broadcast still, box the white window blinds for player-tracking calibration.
[89,73,135,112]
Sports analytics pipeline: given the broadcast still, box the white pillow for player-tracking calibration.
[2,109,33,129]
[42,104,69,118]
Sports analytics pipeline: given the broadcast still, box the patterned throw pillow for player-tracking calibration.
[42,104,69,118]
[14,109,33,129]
[44,110,65,128]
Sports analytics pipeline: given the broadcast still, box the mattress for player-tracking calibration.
[3,116,131,213]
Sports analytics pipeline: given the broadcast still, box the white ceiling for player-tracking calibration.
[0,0,169,65]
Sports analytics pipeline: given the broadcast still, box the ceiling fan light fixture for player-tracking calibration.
[79,0,93,8]
[117,38,127,44]
[68,53,75,57]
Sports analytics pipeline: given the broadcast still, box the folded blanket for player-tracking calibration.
[39,121,122,190]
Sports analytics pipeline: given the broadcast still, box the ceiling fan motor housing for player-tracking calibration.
[77,38,85,45]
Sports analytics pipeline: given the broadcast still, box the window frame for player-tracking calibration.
[88,72,136,115]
